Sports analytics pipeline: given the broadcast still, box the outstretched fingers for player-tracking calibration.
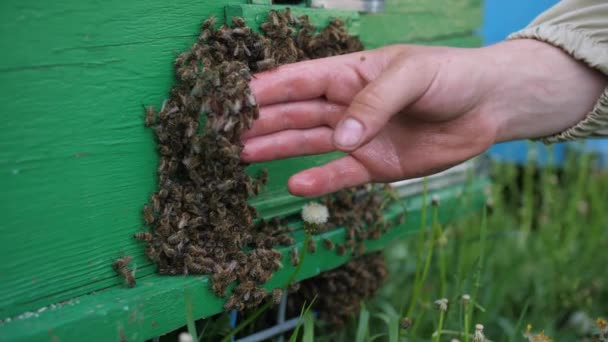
[241,127,335,162]
[288,156,372,197]
[250,48,395,106]
[242,100,345,140]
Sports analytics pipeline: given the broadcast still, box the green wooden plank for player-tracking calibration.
[0,0,482,322]
[0,178,488,342]
[0,0,341,319]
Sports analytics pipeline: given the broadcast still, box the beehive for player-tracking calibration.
[0,0,486,340]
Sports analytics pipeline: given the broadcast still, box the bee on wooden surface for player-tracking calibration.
[144,105,156,127]
[322,238,334,250]
[290,247,299,266]
[336,244,346,256]
[353,243,366,257]
[112,256,132,271]
[143,204,155,225]
[133,232,153,242]
[307,238,316,254]
[112,256,136,288]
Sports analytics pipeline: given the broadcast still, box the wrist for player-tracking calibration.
[482,39,607,143]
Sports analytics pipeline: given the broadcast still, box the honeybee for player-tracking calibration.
[133,232,153,242]
[162,243,176,258]
[177,212,190,229]
[143,204,155,225]
[255,58,275,71]
[271,288,283,305]
[322,238,334,250]
[336,244,346,256]
[112,256,133,270]
[112,256,136,288]
[307,239,316,254]
[144,105,156,127]
[120,267,136,288]
[290,248,299,266]
[354,243,366,256]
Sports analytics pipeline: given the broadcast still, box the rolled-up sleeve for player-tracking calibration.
[508,0,608,143]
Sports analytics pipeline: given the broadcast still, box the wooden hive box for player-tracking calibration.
[0,0,486,340]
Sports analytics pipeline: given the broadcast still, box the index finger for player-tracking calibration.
[250,49,383,106]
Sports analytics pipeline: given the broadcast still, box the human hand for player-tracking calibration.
[241,40,606,197]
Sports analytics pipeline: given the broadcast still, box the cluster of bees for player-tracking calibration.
[289,252,388,326]
[283,186,401,325]
[129,9,370,313]
[322,185,403,257]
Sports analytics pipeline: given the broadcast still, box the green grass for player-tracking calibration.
[313,148,607,341]
[177,148,608,341]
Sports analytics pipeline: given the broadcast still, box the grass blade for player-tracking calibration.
[302,311,314,342]
[355,305,370,342]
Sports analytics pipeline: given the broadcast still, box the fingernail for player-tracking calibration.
[334,118,363,148]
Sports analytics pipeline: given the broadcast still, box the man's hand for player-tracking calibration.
[241,40,606,197]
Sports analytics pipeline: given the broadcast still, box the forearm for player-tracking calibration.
[482,39,607,143]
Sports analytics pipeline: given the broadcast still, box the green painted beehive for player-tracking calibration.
[0,0,485,340]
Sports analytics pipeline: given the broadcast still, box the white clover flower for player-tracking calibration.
[179,332,193,342]
[301,202,329,225]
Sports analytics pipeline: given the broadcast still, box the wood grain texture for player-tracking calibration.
[0,0,482,329]
[0,180,489,342]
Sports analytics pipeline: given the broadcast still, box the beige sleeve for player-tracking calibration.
[507,0,608,144]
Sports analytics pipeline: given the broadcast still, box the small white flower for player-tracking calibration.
[431,194,440,206]
[301,202,329,225]
[179,332,193,342]
[473,324,485,342]
[434,298,448,312]
[462,294,470,304]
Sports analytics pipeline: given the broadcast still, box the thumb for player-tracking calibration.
[332,55,439,151]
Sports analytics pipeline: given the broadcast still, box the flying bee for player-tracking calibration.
[307,239,316,254]
[143,204,155,225]
[133,232,153,242]
[144,105,155,127]
[323,238,335,250]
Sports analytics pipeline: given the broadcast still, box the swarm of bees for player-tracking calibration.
[322,185,404,256]
[133,9,368,311]
[282,186,401,326]
[288,252,388,326]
